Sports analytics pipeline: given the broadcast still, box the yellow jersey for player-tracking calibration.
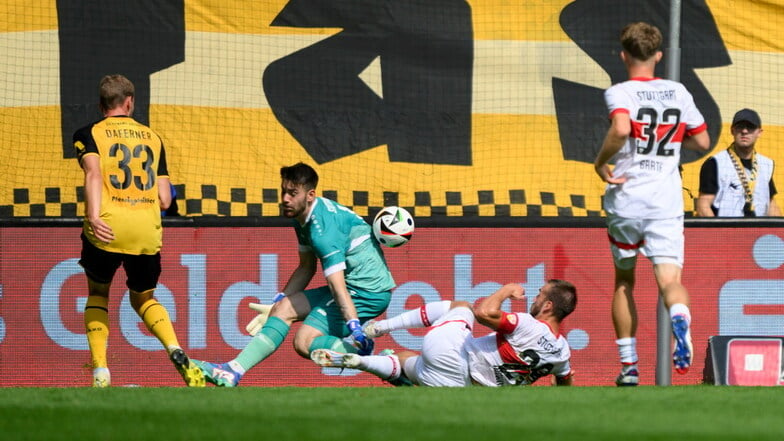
[73,116,169,255]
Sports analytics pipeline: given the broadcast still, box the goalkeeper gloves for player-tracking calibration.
[347,319,374,355]
[245,293,285,336]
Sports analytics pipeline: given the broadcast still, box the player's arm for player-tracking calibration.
[325,269,359,323]
[681,128,710,152]
[158,177,172,211]
[283,249,318,294]
[474,283,525,331]
[594,111,630,184]
[245,248,317,336]
[156,144,172,211]
[553,370,574,386]
[80,154,115,243]
[324,263,374,354]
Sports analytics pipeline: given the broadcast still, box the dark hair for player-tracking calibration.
[546,279,577,321]
[620,22,662,61]
[280,162,319,190]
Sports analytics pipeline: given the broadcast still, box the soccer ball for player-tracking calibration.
[372,206,414,247]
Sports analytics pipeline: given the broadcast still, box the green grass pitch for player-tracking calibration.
[1,386,782,441]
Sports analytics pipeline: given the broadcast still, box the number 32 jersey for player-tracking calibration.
[73,116,169,255]
[603,78,707,219]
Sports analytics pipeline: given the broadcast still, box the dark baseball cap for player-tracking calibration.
[732,108,761,128]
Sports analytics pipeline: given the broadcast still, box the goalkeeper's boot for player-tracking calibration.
[170,349,206,387]
[672,314,693,374]
[615,365,639,387]
[379,349,413,387]
[191,359,241,387]
[362,320,388,339]
[92,367,111,388]
[310,349,361,369]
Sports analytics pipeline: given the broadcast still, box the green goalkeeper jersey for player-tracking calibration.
[293,197,396,294]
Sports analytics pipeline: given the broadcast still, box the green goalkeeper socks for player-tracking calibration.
[309,335,358,354]
[235,316,290,370]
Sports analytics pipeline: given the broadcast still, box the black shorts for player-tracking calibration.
[79,233,162,293]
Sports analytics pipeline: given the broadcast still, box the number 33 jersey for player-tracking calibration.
[603,78,707,219]
[74,116,169,255]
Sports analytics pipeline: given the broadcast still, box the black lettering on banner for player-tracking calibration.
[56,1,185,158]
[264,0,474,165]
[554,0,728,164]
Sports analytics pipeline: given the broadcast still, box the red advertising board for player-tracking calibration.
[2,225,784,387]
[726,339,783,386]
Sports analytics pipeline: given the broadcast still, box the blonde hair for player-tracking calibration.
[98,74,134,112]
[620,22,662,61]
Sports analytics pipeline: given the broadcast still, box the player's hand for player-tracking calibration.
[594,164,627,185]
[553,369,575,386]
[244,293,286,336]
[509,284,525,301]
[347,319,374,355]
[88,217,115,243]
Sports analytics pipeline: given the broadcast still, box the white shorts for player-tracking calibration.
[606,215,684,269]
[410,307,474,387]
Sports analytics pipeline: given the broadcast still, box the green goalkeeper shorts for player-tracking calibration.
[302,285,391,337]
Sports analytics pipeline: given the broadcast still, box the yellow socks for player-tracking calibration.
[138,298,181,350]
[84,295,109,369]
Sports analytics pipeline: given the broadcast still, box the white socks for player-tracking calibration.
[358,354,403,380]
[669,303,691,323]
[616,337,638,365]
[381,300,452,332]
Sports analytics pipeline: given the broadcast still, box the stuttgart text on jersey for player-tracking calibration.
[636,89,677,101]
[537,334,563,357]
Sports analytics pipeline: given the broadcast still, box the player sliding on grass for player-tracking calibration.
[312,281,577,387]
[193,162,396,386]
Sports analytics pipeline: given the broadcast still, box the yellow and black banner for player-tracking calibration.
[2,0,783,217]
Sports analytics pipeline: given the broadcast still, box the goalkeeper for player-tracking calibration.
[193,162,395,387]
[311,281,577,387]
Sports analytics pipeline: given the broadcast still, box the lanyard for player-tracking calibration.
[726,144,758,214]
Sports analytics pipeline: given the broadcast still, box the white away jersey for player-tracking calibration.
[465,312,571,386]
[603,78,707,219]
